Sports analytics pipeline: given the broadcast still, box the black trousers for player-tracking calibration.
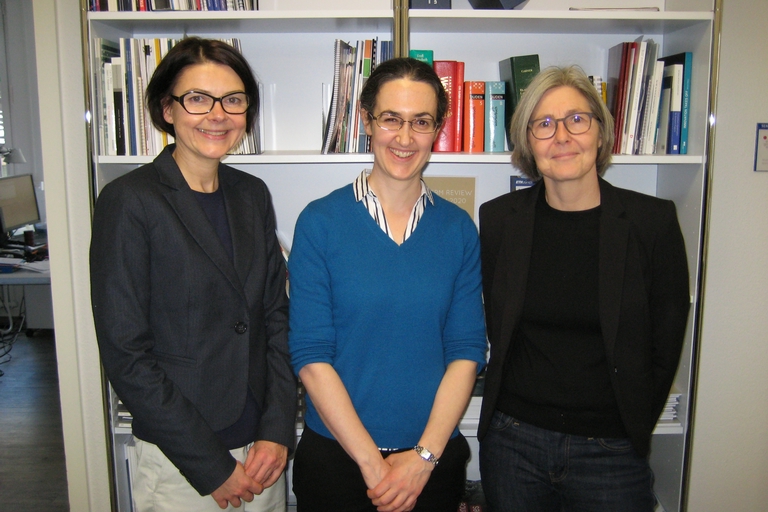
[293,426,469,512]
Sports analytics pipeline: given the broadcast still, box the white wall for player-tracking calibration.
[0,0,46,219]
[686,0,768,509]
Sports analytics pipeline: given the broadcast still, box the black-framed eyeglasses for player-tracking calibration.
[527,112,597,140]
[170,91,249,115]
[368,112,439,134]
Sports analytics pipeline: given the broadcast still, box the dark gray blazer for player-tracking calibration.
[90,145,296,495]
[478,177,690,457]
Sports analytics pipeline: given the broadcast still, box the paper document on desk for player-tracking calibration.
[19,260,50,273]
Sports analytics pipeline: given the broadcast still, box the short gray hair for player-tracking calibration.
[509,65,614,180]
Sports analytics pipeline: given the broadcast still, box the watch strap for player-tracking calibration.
[413,445,439,466]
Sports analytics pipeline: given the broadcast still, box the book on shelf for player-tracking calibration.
[432,60,464,152]
[632,40,658,154]
[654,70,673,155]
[617,41,637,153]
[588,75,607,105]
[664,62,684,155]
[638,58,665,155]
[607,41,629,153]
[498,54,540,150]
[620,38,647,154]
[409,0,452,8]
[92,0,255,10]
[110,58,127,155]
[322,38,390,154]
[94,38,121,156]
[660,52,693,154]
[484,81,506,153]
[468,0,525,8]
[510,176,535,191]
[93,37,266,157]
[463,81,485,153]
[409,49,434,66]
[454,63,465,151]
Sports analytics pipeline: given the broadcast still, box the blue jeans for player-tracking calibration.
[479,410,655,512]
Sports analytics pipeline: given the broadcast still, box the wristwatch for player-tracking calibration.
[413,445,439,466]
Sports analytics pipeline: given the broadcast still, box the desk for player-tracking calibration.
[0,267,51,285]
[0,265,53,330]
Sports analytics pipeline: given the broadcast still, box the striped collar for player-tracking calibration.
[352,170,435,243]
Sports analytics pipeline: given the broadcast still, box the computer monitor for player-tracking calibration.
[0,174,41,241]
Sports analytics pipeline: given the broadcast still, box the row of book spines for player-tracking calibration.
[464,81,506,153]
[322,38,393,154]
[96,37,259,157]
[609,39,691,155]
[431,60,507,153]
[90,0,254,11]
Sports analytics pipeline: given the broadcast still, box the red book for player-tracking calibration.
[454,62,465,151]
[613,42,634,153]
[463,81,485,152]
[432,61,461,152]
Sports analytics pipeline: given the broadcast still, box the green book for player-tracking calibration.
[409,49,434,66]
[499,54,540,149]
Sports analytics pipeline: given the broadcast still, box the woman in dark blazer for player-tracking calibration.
[90,38,295,511]
[478,66,690,511]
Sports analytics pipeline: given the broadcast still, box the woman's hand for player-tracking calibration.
[366,450,434,512]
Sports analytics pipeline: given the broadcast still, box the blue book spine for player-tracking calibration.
[668,110,681,155]
[485,81,506,152]
[679,52,692,154]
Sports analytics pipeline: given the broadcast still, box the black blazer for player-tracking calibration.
[90,145,296,495]
[478,178,690,457]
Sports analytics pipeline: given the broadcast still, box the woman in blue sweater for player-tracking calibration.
[288,58,487,512]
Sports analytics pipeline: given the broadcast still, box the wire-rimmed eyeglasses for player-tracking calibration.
[528,112,597,140]
[170,91,249,115]
[368,112,439,134]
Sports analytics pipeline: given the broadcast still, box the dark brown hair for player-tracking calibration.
[145,37,259,137]
[359,57,448,126]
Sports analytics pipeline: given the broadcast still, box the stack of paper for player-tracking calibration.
[658,393,682,423]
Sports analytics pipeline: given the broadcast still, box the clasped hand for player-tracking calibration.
[210,440,288,509]
[365,450,434,512]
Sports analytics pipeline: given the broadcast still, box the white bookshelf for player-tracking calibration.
[86,3,714,511]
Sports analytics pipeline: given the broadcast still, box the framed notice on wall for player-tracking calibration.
[754,123,768,172]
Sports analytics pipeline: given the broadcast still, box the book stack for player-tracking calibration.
[431,61,506,153]
[607,39,692,155]
[658,393,682,423]
[93,37,261,157]
[321,38,393,154]
[89,0,257,11]
[116,399,133,430]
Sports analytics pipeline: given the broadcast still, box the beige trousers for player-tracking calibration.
[132,437,286,512]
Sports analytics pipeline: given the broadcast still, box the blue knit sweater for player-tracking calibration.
[289,184,487,449]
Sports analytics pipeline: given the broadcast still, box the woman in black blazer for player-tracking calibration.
[478,66,690,512]
[90,38,295,511]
